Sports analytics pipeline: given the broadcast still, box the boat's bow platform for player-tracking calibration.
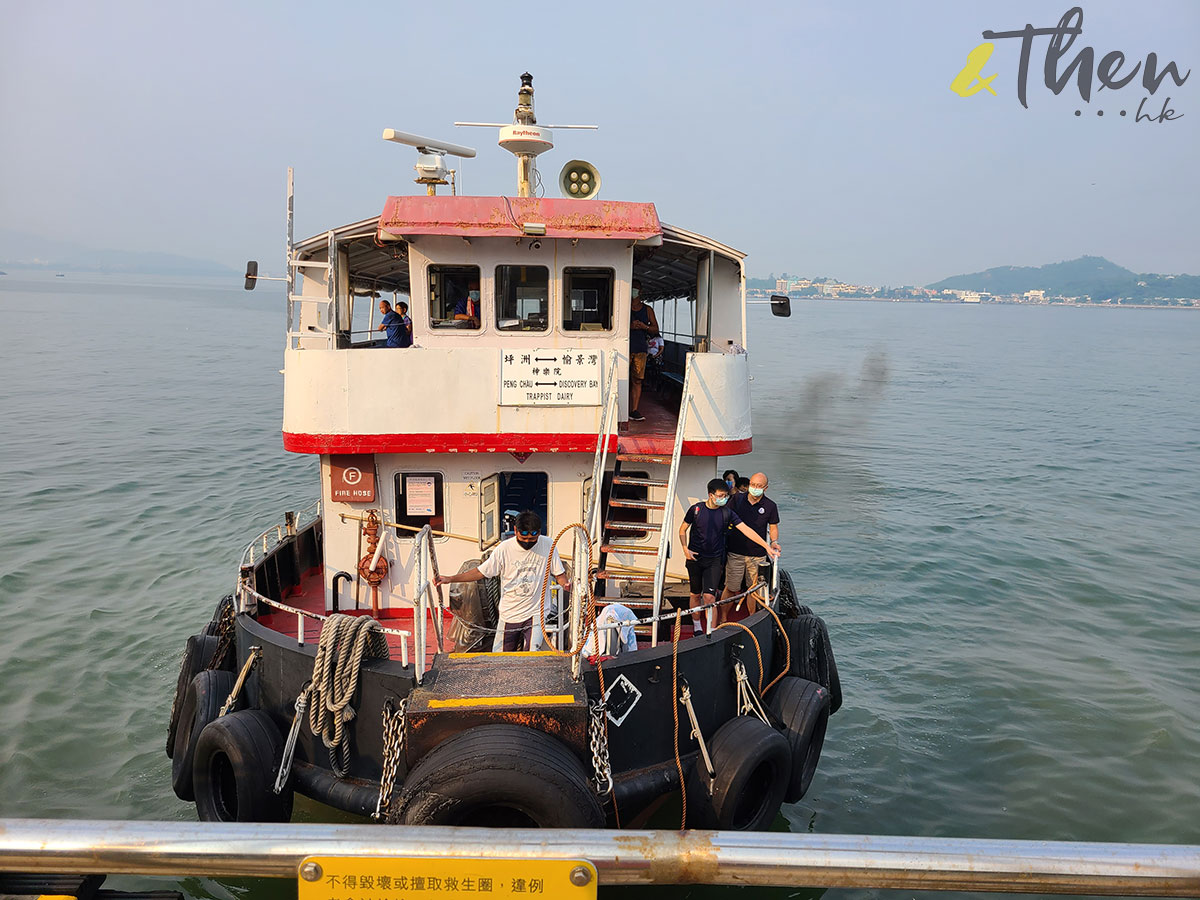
[405,652,590,763]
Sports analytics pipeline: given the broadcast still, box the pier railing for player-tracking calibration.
[2,820,1198,895]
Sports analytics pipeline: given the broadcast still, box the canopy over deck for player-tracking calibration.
[293,211,743,303]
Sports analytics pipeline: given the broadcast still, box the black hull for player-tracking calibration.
[232,606,782,821]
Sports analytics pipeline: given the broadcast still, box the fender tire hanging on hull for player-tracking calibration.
[167,633,219,758]
[686,715,790,831]
[171,669,237,801]
[193,709,294,823]
[785,614,842,713]
[767,676,830,802]
[203,594,236,637]
[389,724,605,828]
[777,569,813,618]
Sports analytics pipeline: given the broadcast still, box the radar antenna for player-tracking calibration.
[381,129,477,196]
[455,73,597,198]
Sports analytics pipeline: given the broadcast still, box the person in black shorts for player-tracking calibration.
[678,477,779,635]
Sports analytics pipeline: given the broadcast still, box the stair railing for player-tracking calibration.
[413,524,445,684]
[586,352,621,550]
[650,353,695,647]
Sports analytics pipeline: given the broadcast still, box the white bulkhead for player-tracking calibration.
[280,198,754,610]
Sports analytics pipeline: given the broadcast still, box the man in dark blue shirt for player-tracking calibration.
[678,477,779,635]
[721,471,781,621]
[377,299,412,348]
[454,277,480,328]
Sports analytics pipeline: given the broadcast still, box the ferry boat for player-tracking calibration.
[165,74,841,831]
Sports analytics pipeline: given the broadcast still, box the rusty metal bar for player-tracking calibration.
[338,512,477,545]
[0,820,1198,895]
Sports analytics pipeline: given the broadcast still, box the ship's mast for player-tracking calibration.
[513,73,537,197]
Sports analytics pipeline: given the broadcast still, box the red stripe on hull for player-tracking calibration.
[283,432,752,457]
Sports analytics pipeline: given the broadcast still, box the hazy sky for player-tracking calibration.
[1,1,1196,285]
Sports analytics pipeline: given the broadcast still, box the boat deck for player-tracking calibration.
[255,563,748,667]
[617,387,679,453]
[257,566,455,667]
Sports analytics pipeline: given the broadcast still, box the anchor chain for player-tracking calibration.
[274,684,311,795]
[588,700,614,795]
[374,697,408,820]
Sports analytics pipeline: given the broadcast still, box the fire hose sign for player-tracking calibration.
[330,454,375,503]
[499,349,602,406]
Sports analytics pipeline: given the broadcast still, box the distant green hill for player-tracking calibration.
[927,256,1200,301]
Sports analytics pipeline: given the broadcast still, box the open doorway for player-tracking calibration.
[479,471,549,550]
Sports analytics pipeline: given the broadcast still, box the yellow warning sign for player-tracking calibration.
[298,856,597,900]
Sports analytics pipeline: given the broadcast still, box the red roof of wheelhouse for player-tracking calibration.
[377,196,662,241]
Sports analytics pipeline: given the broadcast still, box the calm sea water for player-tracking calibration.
[1,273,1198,900]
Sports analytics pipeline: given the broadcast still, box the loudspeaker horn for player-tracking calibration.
[559,160,602,200]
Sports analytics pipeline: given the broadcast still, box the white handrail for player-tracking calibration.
[412,524,446,683]
[413,526,430,683]
[240,589,412,668]
[651,353,694,647]
[586,351,621,548]
[239,500,322,569]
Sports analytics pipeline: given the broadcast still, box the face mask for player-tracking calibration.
[469,290,480,301]
[516,537,538,550]
[713,495,728,507]
[749,487,764,499]
[632,289,640,299]
[726,479,735,491]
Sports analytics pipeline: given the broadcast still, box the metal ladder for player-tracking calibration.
[593,355,694,646]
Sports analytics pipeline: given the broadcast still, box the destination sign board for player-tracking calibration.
[499,348,602,406]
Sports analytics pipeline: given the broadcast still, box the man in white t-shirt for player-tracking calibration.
[435,511,569,651]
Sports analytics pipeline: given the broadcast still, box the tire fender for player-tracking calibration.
[784,614,842,713]
[167,633,219,758]
[777,569,813,618]
[193,709,293,823]
[767,676,830,801]
[390,724,604,828]
[686,716,790,831]
[171,669,237,801]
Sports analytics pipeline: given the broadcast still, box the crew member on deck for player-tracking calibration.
[377,299,412,348]
[679,477,779,635]
[720,471,780,621]
[628,279,659,422]
[435,511,569,652]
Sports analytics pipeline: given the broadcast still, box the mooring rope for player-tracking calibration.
[308,613,389,776]
[671,609,687,830]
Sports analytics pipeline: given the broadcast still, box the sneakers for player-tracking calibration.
[629,409,646,421]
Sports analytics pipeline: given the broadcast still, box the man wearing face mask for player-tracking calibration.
[454,278,481,328]
[720,472,781,620]
[628,278,658,422]
[679,477,779,635]
[435,511,569,651]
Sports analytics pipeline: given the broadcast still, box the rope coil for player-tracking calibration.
[308,614,389,776]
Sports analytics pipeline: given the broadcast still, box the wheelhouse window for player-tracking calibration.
[496,265,549,332]
[394,472,445,535]
[563,267,614,331]
[429,265,481,330]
